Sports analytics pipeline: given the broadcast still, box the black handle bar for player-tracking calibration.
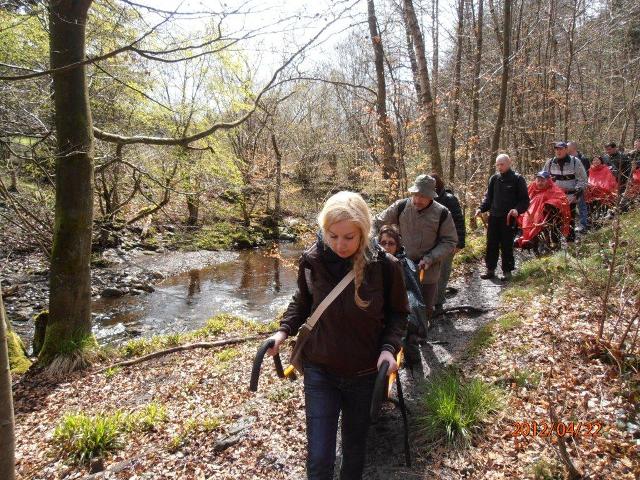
[249,339,285,392]
[370,360,390,422]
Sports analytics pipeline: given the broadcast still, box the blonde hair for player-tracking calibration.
[318,191,373,309]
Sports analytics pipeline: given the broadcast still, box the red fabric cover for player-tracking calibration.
[626,168,640,198]
[515,180,571,248]
[585,164,618,205]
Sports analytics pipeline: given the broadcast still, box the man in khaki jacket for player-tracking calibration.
[374,174,458,329]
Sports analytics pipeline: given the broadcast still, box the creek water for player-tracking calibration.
[92,244,303,344]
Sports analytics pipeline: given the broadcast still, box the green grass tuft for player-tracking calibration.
[52,412,125,464]
[417,370,503,447]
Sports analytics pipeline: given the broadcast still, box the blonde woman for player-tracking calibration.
[269,191,409,480]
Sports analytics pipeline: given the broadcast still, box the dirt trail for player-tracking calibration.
[360,269,504,479]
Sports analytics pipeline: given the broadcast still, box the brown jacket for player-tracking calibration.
[279,239,409,376]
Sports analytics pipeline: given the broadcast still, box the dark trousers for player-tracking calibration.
[304,363,376,480]
[485,214,516,272]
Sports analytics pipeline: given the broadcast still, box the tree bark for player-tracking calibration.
[0,291,16,480]
[447,0,465,182]
[367,0,397,182]
[432,0,439,101]
[38,0,96,369]
[471,0,484,169]
[402,0,444,176]
[271,133,282,223]
[490,0,512,168]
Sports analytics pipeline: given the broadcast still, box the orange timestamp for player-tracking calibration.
[510,420,603,438]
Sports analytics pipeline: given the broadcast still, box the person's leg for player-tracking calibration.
[567,203,577,242]
[434,252,454,311]
[484,215,500,273]
[304,364,341,480]
[499,218,516,274]
[338,373,377,480]
[578,195,589,230]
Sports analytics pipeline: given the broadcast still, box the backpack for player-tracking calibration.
[396,198,448,237]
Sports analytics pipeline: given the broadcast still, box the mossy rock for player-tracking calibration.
[8,329,31,374]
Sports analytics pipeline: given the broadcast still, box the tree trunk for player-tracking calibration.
[38,0,96,370]
[471,0,484,169]
[402,0,443,176]
[563,0,579,140]
[271,133,282,223]
[447,0,465,182]
[0,291,16,480]
[186,194,199,226]
[367,0,396,183]
[431,0,439,101]
[490,0,512,168]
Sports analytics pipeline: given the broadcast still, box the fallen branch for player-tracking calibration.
[443,305,489,315]
[97,334,271,373]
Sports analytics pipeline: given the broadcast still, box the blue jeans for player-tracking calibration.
[304,363,376,480]
[578,195,589,229]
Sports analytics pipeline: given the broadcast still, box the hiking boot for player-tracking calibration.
[499,271,512,281]
[480,270,495,279]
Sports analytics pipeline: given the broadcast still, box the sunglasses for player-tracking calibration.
[379,240,397,247]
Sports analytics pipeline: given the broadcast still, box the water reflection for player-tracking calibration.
[93,243,302,343]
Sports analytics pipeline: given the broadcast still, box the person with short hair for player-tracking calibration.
[543,141,588,242]
[269,191,409,480]
[377,224,428,364]
[604,141,631,193]
[475,154,529,280]
[374,174,458,324]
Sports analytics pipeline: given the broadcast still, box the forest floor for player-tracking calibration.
[10,212,640,479]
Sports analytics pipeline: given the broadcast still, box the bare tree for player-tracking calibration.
[489,0,512,168]
[402,0,444,176]
[367,0,397,184]
[447,0,465,182]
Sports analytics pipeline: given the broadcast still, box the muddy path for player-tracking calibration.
[360,267,504,479]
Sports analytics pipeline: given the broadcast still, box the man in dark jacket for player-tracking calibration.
[432,173,465,315]
[604,141,632,194]
[475,154,529,281]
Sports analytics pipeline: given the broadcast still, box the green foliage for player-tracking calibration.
[168,415,222,452]
[454,229,486,267]
[268,385,296,402]
[214,347,239,363]
[6,329,31,374]
[103,366,121,379]
[195,222,267,250]
[130,402,168,432]
[52,412,125,464]
[467,324,495,357]
[512,368,541,388]
[52,402,168,464]
[530,459,564,479]
[417,370,503,447]
[496,312,523,331]
[115,313,272,360]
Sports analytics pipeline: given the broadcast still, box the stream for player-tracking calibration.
[91,244,303,344]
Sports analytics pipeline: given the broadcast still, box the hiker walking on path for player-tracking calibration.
[568,141,591,232]
[373,174,458,329]
[543,141,587,242]
[604,141,631,194]
[475,154,529,281]
[268,191,409,480]
[377,224,428,365]
[431,173,466,317]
